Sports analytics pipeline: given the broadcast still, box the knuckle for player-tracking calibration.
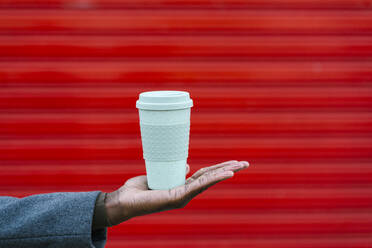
[198,174,209,186]
[196,172,216,193]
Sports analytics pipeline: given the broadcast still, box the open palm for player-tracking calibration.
[105,160,249,226]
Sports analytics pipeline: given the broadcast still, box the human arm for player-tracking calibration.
[0,160,248,248]
[96,160,249,227]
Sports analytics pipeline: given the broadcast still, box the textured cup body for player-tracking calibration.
[139,108,191,189]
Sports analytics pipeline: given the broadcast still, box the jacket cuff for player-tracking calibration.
[92,192,110,230]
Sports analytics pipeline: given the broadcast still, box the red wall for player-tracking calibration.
[1,1,372,247]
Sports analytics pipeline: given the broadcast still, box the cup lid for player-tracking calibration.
[136,91,193,110]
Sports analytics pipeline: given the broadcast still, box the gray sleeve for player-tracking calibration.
[0,191,107,248]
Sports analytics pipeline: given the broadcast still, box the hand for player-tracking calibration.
[104,160,249,226]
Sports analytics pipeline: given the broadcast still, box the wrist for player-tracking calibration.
[105,190,131,226]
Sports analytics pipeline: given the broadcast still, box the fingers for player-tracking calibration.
[183,167,235,200]
[186,164,190,175]
[187,160,238,181]
[186,160,249,183]
[165,160,249,208]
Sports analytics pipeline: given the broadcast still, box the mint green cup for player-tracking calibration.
[136,91,193,190]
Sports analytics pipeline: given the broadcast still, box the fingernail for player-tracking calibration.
[230,162,245,170]
[230,164,242,169]
[240,161,249,167]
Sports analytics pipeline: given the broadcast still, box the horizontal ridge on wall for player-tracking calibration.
[1,10,372,35]
[1,35,372,59]
[1,0,372,9]
[1,61,372,84]
[95,236,372,248]
[0,86,371,110]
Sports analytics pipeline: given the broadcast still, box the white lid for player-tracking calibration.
[136,90,193,110]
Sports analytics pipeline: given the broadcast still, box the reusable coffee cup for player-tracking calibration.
[136,91,193,190]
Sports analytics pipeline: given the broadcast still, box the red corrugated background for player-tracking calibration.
[1,0,372,247]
